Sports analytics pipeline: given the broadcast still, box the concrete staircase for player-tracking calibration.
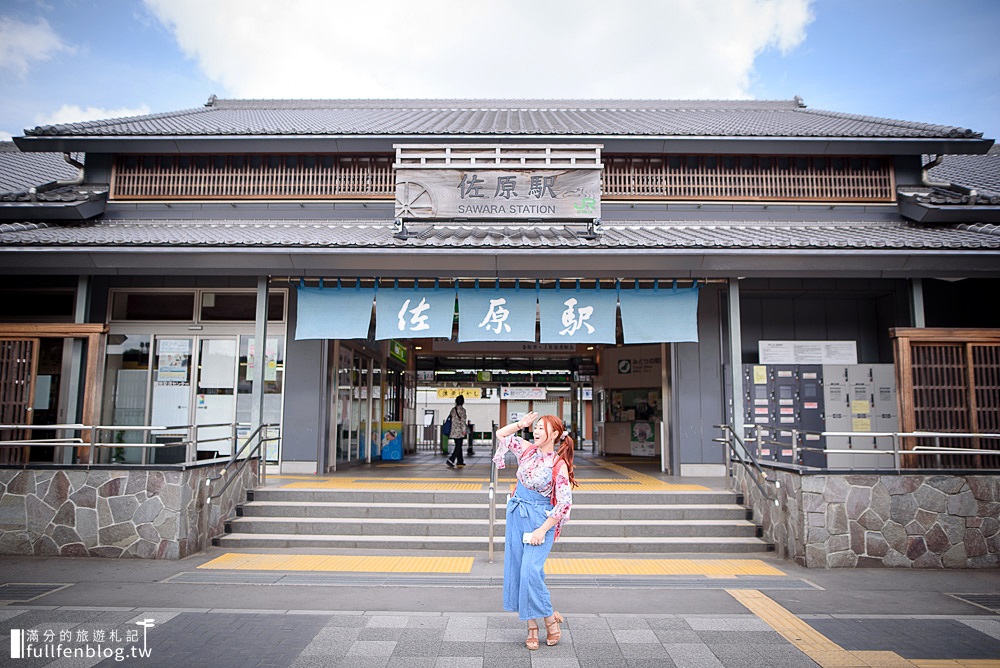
[215,488,773,553]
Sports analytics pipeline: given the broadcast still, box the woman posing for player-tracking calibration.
[493,411,577,650]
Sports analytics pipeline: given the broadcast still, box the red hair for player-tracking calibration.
[537,414,578,489]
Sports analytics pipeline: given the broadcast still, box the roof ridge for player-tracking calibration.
[207,98,802,111]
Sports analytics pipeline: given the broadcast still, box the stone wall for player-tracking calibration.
[732,465,1000,568]
[0,461,257,559]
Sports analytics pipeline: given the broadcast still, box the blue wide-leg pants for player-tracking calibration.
[504,482,556,620]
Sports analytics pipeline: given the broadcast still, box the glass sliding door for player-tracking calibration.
[101,334,151,464]
[237,335,285,462]
[196,337,237,458]
[149,336,193,463]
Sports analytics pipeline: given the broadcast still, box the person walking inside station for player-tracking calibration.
[493,411,577,650]
[444,395,469,468]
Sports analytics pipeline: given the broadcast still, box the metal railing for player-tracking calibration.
[742,423,1000,471]
[714,424,780,507]
[488,421,499,563]
[0,422,280,468]
[201,423,280,550]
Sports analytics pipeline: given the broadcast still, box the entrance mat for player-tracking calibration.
[0,583,72,602]
[545,558,785,577]
[198,553,474,573]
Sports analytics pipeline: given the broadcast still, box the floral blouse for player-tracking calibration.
[493,434,573,537]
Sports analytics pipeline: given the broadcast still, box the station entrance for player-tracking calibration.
[322,336,672,475]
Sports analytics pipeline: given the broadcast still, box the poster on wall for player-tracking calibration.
[381,422,403,461]
[630,421,656,457]
[156,339,191,383]
[758,341,857,365]
[247,338,279,382]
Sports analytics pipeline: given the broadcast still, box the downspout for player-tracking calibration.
[920,155,949,188]
[28,153,84,202]
[920,154,978,204]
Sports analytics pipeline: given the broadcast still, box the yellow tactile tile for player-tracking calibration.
[199,552,473,573]
[594,460,711,491]
[545,558,785,576]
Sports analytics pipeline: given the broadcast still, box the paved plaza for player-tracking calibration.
[2,455,999,667]
[2,545,1000,668]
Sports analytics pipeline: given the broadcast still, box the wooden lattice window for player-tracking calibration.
[0,339,38,464]
[602,155,895,202]
[892,328,1000,469]
[112,154,396,200]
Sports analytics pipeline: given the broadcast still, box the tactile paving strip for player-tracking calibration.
[199,553,474,573]
[545,558,785,576]
[169,571,817,590]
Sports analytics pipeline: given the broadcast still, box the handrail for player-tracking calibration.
[714,424,780,507]
[488,421,499,563]
[745,422,1000,471]
[205,423,278,501]
[200,423,279,551]
[0,422,277,468]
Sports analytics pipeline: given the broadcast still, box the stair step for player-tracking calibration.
[239,501,749,521]
[228,481,773,555]
[215,533,773,553]
[250,489,742,505]
[227,516,759,538]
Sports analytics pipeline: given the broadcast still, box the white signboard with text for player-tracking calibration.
[395,144,602,221]
[759,341,858,365]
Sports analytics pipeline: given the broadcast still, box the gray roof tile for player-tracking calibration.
[22,98,982,139]
[929,152,1000,194]
[0,142,83,193]
[2,218,997,250]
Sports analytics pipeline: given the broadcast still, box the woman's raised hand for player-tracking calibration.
[519,412,539,429]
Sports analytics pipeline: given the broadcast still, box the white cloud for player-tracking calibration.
[0,16,73,79]
[0,130,13,142]
[143,0,813,99]
[34,104,153,128]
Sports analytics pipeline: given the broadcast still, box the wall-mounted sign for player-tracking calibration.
[437,388,482,400]
[388,339,408,365]
[759,341,858,365]
[501,387,547,400]
[394,144,602,221]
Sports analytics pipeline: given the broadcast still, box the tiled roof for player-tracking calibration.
[2,218,998,250]
[928,152,1000,195]
[0,183,108,203]
[21,98,982,139]
[0,142,82,193]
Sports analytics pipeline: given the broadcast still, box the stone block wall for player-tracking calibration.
[0,461,257,559]
[732,465,1000,568]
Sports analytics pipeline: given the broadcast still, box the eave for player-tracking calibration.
[13,135,995,157]
[0,198,107,220]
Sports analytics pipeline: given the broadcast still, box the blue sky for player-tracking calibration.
[1,0,998,143]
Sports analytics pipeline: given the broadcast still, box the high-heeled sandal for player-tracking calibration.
[525,624,539,650]
[544,612,564,646]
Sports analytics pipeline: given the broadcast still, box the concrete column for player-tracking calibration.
[911,278,926,328]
